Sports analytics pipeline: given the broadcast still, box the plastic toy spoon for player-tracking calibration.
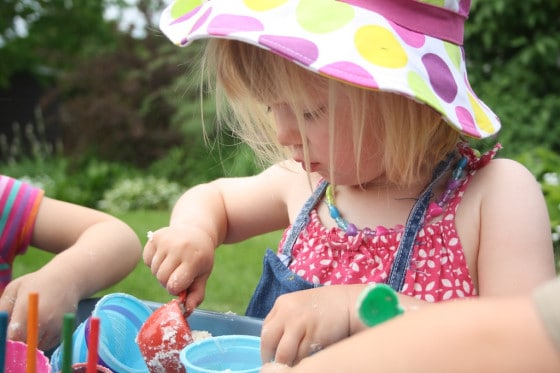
[137,291,193,373]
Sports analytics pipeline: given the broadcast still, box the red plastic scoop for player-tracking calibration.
[137,292,193,373]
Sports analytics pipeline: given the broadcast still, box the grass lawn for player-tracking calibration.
[12,210,281,316]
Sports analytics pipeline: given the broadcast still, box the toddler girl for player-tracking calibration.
[147,0,557,364]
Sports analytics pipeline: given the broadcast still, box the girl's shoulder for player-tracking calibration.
[473,157,537,183]
[468,157,541,199]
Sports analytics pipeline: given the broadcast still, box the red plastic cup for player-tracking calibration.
[137,292,193,373]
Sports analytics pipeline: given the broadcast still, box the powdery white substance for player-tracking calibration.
[140,329,212,373]
[192,330,213,341]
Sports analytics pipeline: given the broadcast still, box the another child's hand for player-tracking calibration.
[260,286,353,366]
[0,272,81,350]
[143,226,216,313]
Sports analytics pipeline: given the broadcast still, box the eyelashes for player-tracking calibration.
[303,106,327,120]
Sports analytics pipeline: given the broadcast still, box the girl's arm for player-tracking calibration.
[169,163,293,246]
[144,163,296,311]
[471,158,556,296]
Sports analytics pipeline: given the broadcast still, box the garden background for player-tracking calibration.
[0,0,559,314]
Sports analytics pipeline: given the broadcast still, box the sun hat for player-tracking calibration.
[159,0,500,139]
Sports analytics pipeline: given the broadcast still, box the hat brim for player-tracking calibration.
[160,0,500,139]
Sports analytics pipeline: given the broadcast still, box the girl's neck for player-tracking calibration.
[345,176,436,200]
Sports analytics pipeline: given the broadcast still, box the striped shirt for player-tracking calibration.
[0,175,44,291]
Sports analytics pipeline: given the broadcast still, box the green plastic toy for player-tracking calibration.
[356,284,404,327]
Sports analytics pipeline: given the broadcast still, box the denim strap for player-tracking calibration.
[279,180,329,265]
[386,153,455,291]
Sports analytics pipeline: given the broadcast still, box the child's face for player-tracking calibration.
[269,92,385,186]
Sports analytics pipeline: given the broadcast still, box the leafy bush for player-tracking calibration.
[466,0,560,157]
[516,147,560,269]
[98,176,183,214]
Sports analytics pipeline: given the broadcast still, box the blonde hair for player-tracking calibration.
[202,39,460,187]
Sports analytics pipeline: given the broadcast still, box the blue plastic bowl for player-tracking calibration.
[180,335,262,373]
[51,293,153,373]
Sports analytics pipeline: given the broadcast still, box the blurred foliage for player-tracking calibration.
[52,32,186,167]
[99,176,183,214]
[466,0,560,156]
[0,0,120,88]
[515,148,560,268]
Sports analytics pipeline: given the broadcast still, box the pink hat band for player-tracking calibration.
[342,0,469,44]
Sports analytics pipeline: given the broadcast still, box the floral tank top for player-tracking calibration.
[279,144,500,302]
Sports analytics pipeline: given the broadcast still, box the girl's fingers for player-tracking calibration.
[142,238,157,266]
[260,323,283,364]
[273,328,305,366]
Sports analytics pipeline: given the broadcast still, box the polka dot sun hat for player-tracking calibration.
[160,0,501,139]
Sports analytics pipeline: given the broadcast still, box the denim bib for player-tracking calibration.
[245,155,453,318]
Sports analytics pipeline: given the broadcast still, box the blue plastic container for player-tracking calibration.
[51,293,153,373]
[180,335,262,373]
[50,296,264,372]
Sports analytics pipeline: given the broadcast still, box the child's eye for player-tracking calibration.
[303,106,326,120]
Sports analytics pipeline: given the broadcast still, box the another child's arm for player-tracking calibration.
[143,164,293,313]
[0,196,142,350]
[260,280,560,372]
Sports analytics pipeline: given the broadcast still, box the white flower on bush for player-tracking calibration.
[98,176,183,213]
[553,225,560,243]
[20,175,55,191]
[543,172,559,186]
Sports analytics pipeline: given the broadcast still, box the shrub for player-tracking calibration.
[98,176,183,214]
[516,147,560,270]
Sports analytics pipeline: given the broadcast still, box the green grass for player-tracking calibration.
[12,210,281,315]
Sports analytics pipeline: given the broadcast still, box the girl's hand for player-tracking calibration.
[260,285,355,366]
[143,225,216,313]
[260,362,292,372]
[0,272,81,350]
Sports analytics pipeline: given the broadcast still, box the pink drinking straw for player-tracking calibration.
[86,317,100,373]
[26,292,39,373]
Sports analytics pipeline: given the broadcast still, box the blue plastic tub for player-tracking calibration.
[143,301,263,337]
[50,295,263,373]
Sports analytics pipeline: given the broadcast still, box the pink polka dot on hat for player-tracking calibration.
[160,0,501,139]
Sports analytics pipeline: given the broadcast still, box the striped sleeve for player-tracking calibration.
[0,175,45,289]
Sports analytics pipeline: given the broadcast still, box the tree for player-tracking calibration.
[465,0,560,155]
[0,0,119,88]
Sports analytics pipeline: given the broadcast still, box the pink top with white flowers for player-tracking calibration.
[280,169,480,302]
